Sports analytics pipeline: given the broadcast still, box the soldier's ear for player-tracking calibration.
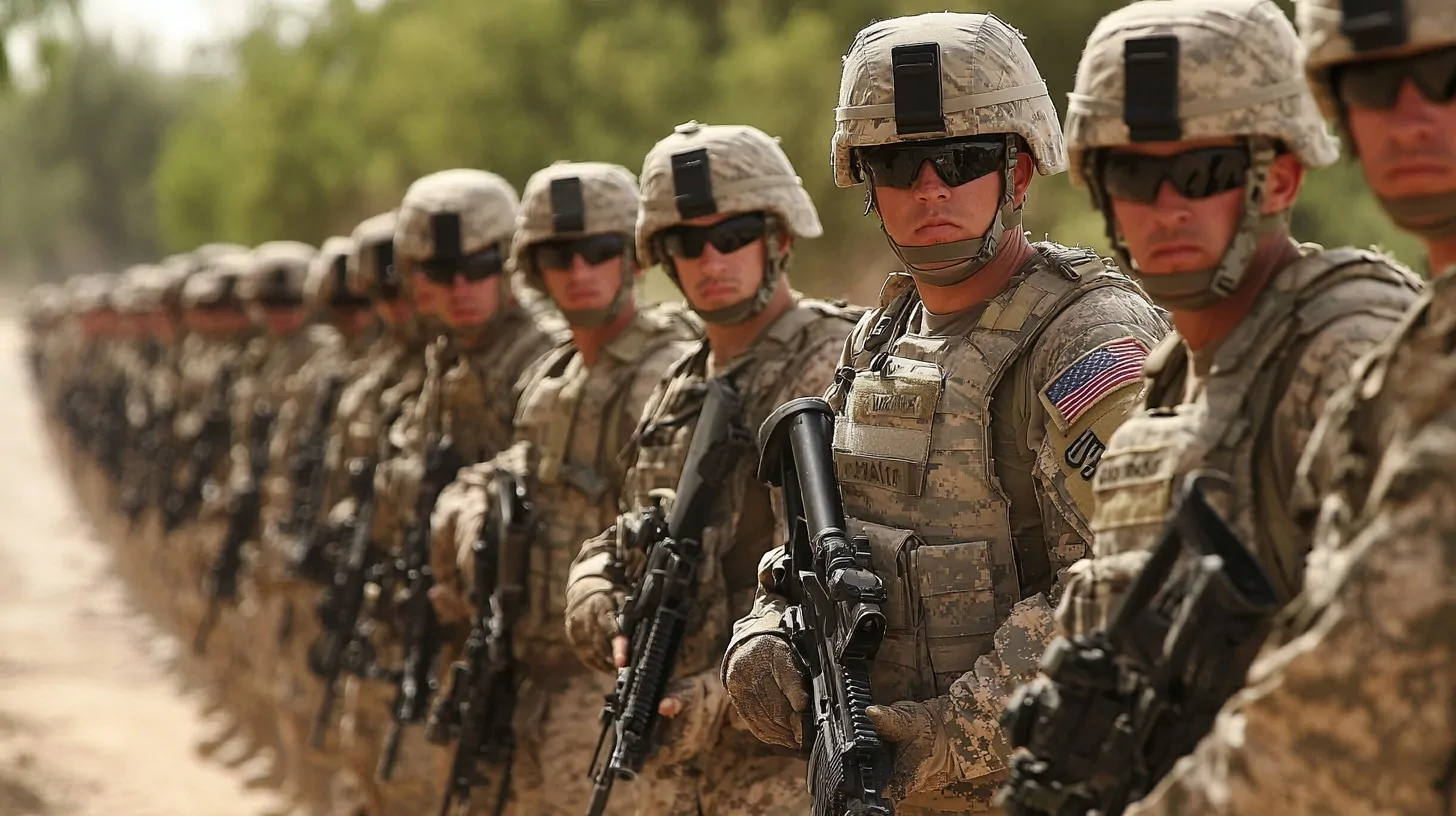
[1261,151,1306,216]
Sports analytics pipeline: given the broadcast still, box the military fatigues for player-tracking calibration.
[569,297,859,815]
[738,248,1167,813]
[1059,246,1422,636]
[1119,268,1456,816]
[428,305,697,813]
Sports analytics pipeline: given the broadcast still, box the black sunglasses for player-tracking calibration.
[659,212,767,260]
[531,234,627,271]
[858,138,1006,189]
[1334,45,1456,111]
[418,245,505,285]
[1097,146,1250,204]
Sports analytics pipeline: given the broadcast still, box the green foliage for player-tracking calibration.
[0,37,189,281]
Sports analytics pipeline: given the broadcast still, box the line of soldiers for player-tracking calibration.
[23,0,1455,813]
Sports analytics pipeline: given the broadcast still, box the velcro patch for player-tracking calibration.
[1041,337,1149,431]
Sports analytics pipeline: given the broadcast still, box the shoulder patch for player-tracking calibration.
[1040,336,1149,432]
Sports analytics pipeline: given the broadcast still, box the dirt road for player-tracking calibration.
[0,321,284,816]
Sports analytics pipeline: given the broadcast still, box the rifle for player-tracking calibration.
[284,374,347,584]
[587,376,749,816]
[309,457,384,749]
[377,432,464,781]
[757,397,893,816]
[195,403,276,654]
[435,468,533,816]
[997,476,1281,816]
[164,365,237,532]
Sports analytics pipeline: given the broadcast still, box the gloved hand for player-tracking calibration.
[721,633,809,749]
[866,698,957,801]
[651,668,729,766]
[563,590,622,673]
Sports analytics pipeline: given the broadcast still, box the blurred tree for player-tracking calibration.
[0,37,190,282]
[0,0,80,87]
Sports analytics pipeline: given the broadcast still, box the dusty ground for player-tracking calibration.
[0,320,284,816]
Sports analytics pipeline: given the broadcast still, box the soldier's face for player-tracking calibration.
[1346,78,1456,201]
[436,273,500,329]
[1105,138,1249,275]
[872,153,1026,247]
[539,251,626,315]
[669,213,770,313]
[410,270,446,318]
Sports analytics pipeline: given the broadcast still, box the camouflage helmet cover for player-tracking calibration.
[1298,0,1456,119]
[513,160,640,280]
[116,263,168,314]
[637,121,822,267]
[1065,0,1339,183]
[182,251,251,308]
[394,169,519,268]
[348,210,399,297]
[832,12,1067,187]
[306,236,364,310]
[237,240,316,303]
[66,272,115,313]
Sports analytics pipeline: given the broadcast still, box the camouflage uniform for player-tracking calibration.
[1114,1,1456,813]
[723,15,1169,813]
[342,171,564,816]
[1053,0,1424,641]
[564,122,861,816]
[426,161,698,814]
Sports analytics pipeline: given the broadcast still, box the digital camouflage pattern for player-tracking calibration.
[513,161,640,281]
[565,296,860,815]
[831,12,1066,186]
[426,303,696,813]
[1064,0,1339,183]
[1059,246,1422,637]
[1299,0,1456,120]
[727,245,1168,814]
[1118,269,1456,816]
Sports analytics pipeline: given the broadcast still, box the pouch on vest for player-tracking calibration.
[834,357,944,498]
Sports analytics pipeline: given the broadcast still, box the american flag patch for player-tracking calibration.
[1041,337,1149,430]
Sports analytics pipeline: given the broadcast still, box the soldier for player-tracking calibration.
[340,170,565,816]
[720,13,1170,813]
[1050,0,1423,637]
[424,161,698,813]
[563,121,862,815]
[268,235,381,816]
[1107,0,1456,813]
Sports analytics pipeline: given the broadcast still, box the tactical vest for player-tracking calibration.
[623,298,861,677]
[504,307,696,669]
[1091,246,1420,602]
[826,246,1139,702]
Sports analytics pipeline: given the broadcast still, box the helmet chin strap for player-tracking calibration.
[1096,138,1281,312]
[879,136,1022,289]
[1378,190,1456,241]
[664,219,789,326]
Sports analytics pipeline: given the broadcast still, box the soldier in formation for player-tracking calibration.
[23,1,1454,812]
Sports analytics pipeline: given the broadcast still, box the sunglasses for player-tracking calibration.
[1097,146,1250,204]
[417,245,505,285]
[858,138,1006,189]
[1334,45,1456,111]
[659,212,767,259]
[531,234,627,271]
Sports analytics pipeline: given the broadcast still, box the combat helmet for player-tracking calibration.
[638,121,821,324]
[239,241,315,310]
[307,236,372,315]
[395,169,519,317]
[1064,0,1338,310]
[833,13,1064,287]
[348,211,400,300]
[1299,0,1456,239]
[515,161,639,326]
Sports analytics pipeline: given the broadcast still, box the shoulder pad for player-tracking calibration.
[878,273,915,307]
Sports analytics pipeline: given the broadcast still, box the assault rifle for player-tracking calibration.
[309,457,384,748]
[997,476,1281,816]
[758,397,893,816]
[377,432,464,781]
[435,468,533,816]
[284,374,347,584]
[195,403,276,654]
[587,376,749,816]
[164,365,237,532]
